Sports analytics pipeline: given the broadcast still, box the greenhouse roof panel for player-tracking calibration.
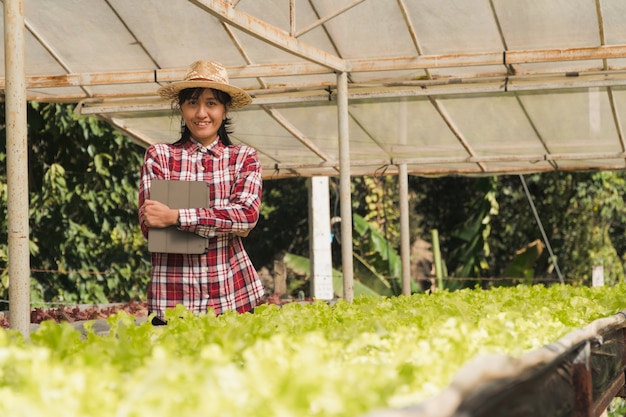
[2,0,626,178]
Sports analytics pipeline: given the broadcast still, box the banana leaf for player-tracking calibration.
[284,253,380,297]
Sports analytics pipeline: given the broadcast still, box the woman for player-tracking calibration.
[138,60,264,325]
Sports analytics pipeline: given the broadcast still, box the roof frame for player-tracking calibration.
[189,0,348,71]
[1,0,625,178]
[9,44,626,96]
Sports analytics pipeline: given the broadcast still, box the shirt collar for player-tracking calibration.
[183,137,225,157]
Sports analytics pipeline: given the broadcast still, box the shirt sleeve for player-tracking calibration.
[138,144,170,239]
[179,146,262,238]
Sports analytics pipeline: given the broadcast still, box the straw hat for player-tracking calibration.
[157,60,252,109]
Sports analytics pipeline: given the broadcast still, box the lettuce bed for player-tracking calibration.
[0,283,624,417]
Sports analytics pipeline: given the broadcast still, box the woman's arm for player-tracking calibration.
[138,145,170,239]
[178,146,262,238]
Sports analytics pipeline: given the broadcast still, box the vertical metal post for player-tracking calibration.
[288,0,295,36]
[432,229,443,291]
[398,164,411,295]
[397,99,411,295]
[5,0,30,336]
[308,176,334,300]
[337,71,354,302]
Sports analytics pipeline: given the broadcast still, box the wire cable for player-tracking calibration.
[519,174,564,284]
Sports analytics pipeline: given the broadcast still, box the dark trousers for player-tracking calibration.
[149,308,255,326]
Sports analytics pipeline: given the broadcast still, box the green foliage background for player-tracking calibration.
[412,172,626,287]
[0,102,151,305]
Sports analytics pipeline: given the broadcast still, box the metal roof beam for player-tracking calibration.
[75,70,626,114]
[396,0,422,55]
[11,43,626,92]
[294,0,365,38]
[101,115,157,148]
[271,151,626,171]
[189,0,348,72]
[262,105,336,164]
[429,98,487,173]
[23,16,92,97]
[607,87,626,153]
[29,71,626,105]
[349,44,626,71]
[505,44,626,65]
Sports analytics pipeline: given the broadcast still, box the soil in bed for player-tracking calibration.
[0,293,304,329]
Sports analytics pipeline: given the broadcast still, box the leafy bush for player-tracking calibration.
[0,102,150,304]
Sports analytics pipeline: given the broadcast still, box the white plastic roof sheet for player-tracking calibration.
[3,0,626,178]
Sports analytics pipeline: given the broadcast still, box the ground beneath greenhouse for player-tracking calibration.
[0,301,147,335]
[0,293,304,335]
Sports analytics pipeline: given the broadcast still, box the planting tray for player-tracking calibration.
[366,310,626,417]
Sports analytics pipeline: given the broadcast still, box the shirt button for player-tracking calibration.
[202,267,209,273]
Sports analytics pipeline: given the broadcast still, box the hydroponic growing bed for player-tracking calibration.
[366,307,626,417]
[0,283,625,417]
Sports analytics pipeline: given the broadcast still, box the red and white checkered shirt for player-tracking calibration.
[139,138,264,319]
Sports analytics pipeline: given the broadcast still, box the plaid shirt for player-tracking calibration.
[139,138,264,319]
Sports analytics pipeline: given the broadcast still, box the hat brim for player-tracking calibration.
[157,81,252,110]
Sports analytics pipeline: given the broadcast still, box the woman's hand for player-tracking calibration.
[140,200,178,228]
[140,200,251,236]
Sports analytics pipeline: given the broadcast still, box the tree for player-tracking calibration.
[411,175,490,288]
[245,176,311,269]
[0,102,151,304]
[555,171,626,285]
[415,172,626,288]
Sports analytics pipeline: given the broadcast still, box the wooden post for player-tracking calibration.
[273,256,287,296]
[572,342,593,417]
[432,229,443,291]
[592,265,604,287]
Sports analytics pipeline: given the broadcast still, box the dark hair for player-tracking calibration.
[173,87,234,146]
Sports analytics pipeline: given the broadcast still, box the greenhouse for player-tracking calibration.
[3,0,626,416]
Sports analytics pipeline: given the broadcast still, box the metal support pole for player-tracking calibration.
[308,176,334,300]
[432,229,443,291]
[5,0,30,336]
[398,164,411,295]
[337,71,354,302]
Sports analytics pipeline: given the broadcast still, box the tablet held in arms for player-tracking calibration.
[148,179,209,254]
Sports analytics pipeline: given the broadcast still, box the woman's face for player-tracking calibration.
[180,88,227,146]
